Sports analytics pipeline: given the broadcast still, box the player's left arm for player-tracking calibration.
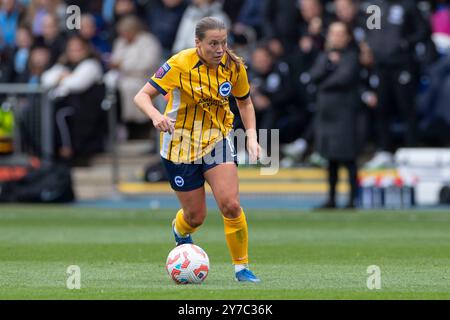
[236,96,260,162]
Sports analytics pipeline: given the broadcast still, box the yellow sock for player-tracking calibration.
[223,208,249,265]
[174,209,198,236]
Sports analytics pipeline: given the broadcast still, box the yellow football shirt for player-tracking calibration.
[149,48,250,163]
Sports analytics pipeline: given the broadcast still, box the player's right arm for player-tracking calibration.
[134,82,175,134]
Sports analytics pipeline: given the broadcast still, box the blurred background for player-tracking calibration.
[1,0,450,210]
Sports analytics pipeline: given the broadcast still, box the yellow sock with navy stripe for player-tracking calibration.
[223,208,249,265]
[174,209,198,236]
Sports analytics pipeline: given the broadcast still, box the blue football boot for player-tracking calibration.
[235,269,261,283]
[172,219,193,246]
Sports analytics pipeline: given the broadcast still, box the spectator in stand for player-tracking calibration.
[27,44,50,84]
[297,0,328,53]
[108,14,162,139]
[358,41,379,147]
[0,0,24,49]
[63,0,89,12]
[79,13,112,65]
[0,48,14,82]
[310,22,361,209]
[0,43,14,110]
[247,44,299,161]
[41,35,106,163]
[20,45,51,156]
[34,13,65,65]
[0,0,19,98]
[416,0,450,144]
[416,50,450,145]
[85,0,109,31]
[232,0,264,40]
[248,45,291,130]
[104,0,139,43]
[276,0,328,89]
[145,0,188,59]
[364,0,428,169]
[334,0,366,44]
[172,0,230,53]
[102,0,116,25]
[221,0,245,24]
[279,0,331,164]
[431,0,450,35]
[279,32,319,164]
[25,0,64,37]
[334,0,377,152]
[262,0,299,58]
[12,26,33,82]
[113,0,136,22]
[431,0,450,55]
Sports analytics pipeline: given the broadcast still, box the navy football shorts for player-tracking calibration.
[161,137,238,192]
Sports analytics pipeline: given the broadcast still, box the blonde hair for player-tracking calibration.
[195,16,243,71]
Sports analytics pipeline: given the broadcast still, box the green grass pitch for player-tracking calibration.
[1,205,450,299]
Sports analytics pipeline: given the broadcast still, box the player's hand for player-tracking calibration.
[247,137,260,163]
[365,92,378,108]
[152,114,175,134]
[57,71,71,84]
[109,60,121,69]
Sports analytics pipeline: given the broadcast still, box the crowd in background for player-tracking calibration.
[1,0,450,173]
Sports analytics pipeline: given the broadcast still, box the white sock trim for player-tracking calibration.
[234,264,248,273]
[174,225,189,238]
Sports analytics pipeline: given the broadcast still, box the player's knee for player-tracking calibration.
[219,200,241,218]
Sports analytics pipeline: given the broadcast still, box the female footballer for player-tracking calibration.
[134,17,261,282]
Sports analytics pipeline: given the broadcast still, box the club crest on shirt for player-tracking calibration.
[219,81,232,97]
[155,62,171,79]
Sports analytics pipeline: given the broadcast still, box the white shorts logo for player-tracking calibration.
[174,176,184,187]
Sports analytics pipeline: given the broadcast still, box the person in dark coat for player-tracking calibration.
[41,35,107,164]
[247,45,296,138]
[309,21,361,209]
[364,0,429,168]
[334,0,368,45]
[417,54,450,145]
[262,0,300,57]
[145,0,188,58]
[34,13,66,66]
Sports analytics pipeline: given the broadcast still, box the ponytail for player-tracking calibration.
[225,47,244,72]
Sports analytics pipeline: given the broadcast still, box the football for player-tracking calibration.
[166,244,210,284]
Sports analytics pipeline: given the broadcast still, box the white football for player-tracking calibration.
[166,244,210,284]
